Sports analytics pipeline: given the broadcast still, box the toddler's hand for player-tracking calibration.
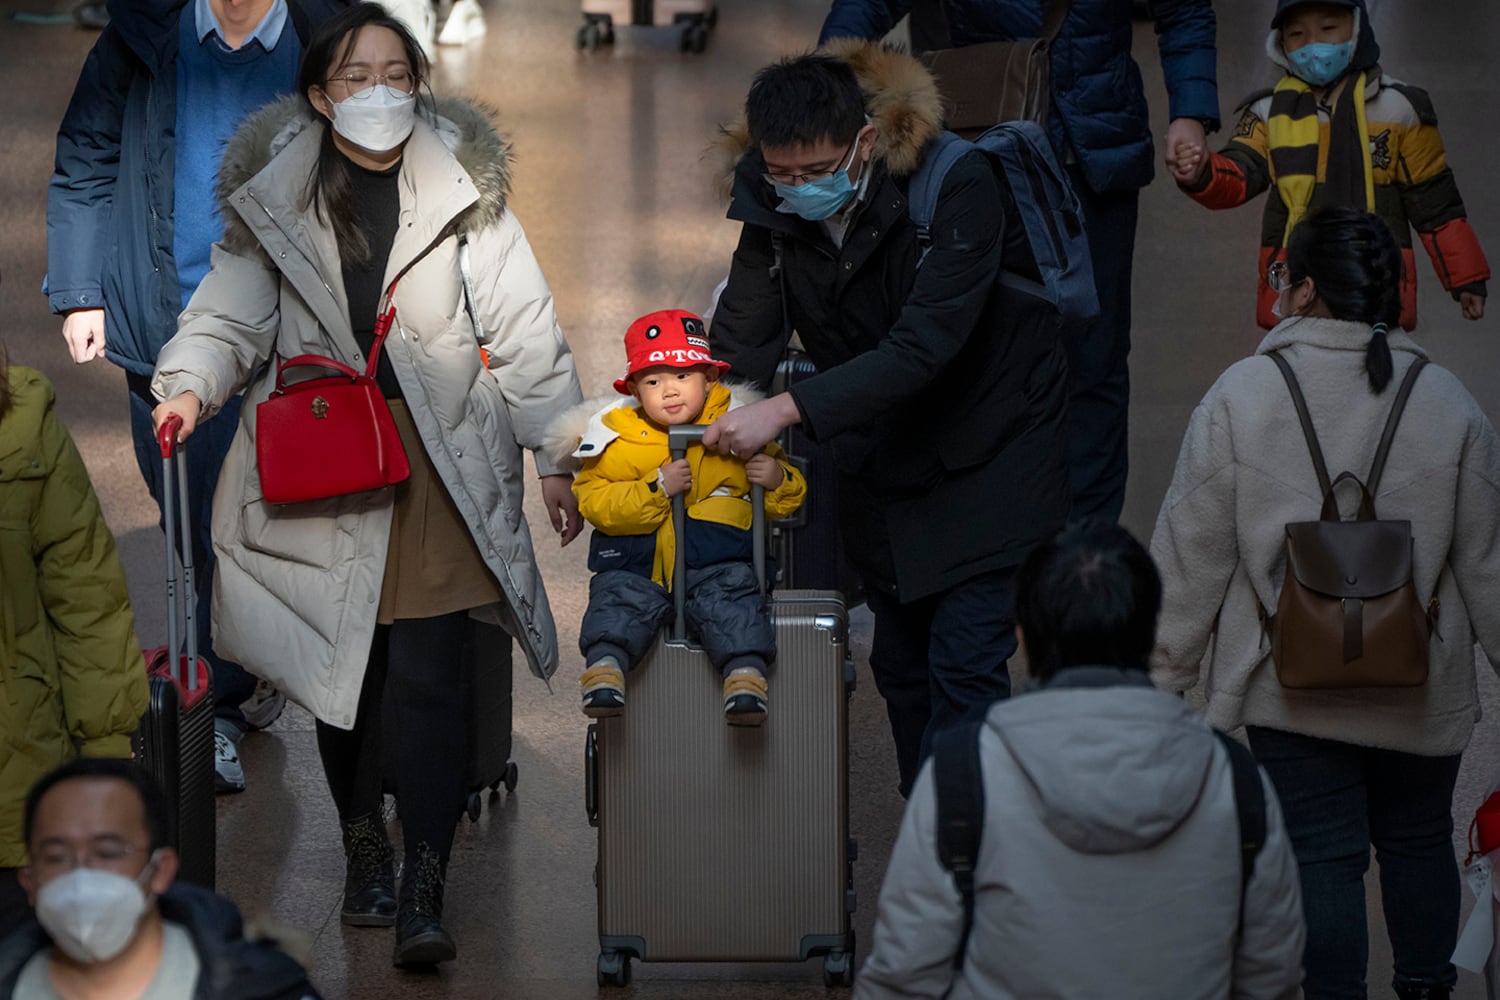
[1167,139,1207,185]
[1460,291,1486,321]
[745,453,785,489]
[659,458,692,497]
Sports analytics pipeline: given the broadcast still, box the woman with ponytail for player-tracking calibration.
[1150,207,1500,999]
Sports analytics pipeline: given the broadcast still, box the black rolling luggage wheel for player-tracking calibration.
[822,949,853,987]
[503,760,519,793]
[466,792,482,822]
[597,950,631,987]
[577,21,602,51]
[687,23,707,52]
[705,4,718,28]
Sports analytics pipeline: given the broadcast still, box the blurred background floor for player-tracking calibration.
[1,0,1498,995]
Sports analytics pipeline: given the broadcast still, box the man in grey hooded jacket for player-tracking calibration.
[856,521,1305,999]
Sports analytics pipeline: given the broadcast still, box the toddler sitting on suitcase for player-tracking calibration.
[563,309,806,726]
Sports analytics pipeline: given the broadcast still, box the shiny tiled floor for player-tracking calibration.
[3,0,1499,996]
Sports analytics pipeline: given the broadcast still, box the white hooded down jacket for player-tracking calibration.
[152,95,582,729]
[857,669,1306,1000]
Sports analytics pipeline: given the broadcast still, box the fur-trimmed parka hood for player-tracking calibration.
[708,39,943,200]
[216,93,513,254]
[541,380,764,474]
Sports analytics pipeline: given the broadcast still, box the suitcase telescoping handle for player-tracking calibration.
[667,425,766,643]
[157,415,200,692]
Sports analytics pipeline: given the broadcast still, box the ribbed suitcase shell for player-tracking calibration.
[135,653,216,887]
[590,591,852,964]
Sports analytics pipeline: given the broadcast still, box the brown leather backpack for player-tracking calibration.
[1263,352,1436,689]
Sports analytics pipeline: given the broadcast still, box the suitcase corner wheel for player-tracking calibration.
[464,759,520,822]
[575,15,614,51]
[597,949,632,987]
[822,943,855,987]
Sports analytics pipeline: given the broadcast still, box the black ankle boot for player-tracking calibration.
[340,813,396,927]
[394,844,456,967]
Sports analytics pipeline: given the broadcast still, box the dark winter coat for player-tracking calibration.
[45,0,342,376]
[0,883,320,999]
[708,41,1071,602]
[818,0,1220,194]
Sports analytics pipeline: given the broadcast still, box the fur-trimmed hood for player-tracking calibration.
[541,381,764,474]
[216,93,513,255]
[708,39,942,200]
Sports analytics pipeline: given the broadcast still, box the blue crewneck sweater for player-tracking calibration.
[173,8,301,309]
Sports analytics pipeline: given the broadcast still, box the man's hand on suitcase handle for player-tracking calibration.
[152,392,203,446]
[540,474,583,547]
[703,393,800,459]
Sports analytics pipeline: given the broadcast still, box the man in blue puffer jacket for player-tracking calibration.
[820,0,1219,522]
[45,0,345,795]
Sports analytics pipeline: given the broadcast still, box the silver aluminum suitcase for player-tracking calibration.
[584,426,856,987]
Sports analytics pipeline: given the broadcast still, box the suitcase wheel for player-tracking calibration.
[575,20,605,51]
[466,792,483,823]
[502,760,519,794]
[822,947,853,988]
[597,949,631,987]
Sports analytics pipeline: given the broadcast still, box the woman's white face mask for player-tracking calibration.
[328,86,416,154]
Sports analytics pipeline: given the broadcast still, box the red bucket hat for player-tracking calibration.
[613,309,730,394]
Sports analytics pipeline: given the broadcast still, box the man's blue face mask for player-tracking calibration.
[1287,39,1355,87]
[770,139,862,222]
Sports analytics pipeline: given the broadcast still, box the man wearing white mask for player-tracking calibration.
[46,0,348,796]
[0,759,319,999]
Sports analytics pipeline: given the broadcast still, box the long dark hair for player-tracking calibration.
[1285,208,1404,393]
[297,3,431,265]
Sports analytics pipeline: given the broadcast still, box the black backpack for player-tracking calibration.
[933,720,1266,971]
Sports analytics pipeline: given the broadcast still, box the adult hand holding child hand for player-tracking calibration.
[1164,117,1208,187]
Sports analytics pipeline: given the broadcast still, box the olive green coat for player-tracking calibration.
[0,367,148,866]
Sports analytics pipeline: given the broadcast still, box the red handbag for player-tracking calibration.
[255,292,410,505]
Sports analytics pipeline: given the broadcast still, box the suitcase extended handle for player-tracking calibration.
[584,724,599,827]
[159,417,199,692]
[667,425,766,643]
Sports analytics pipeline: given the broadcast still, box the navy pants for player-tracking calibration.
[1247,726,1462,998]
[1063,165,1138,524]
[127,374,255,728]
[579,563,775,676]
[864,566,1018,799]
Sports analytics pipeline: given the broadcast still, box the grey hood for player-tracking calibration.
[991,669,1217,854]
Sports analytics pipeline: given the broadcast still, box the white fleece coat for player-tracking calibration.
[1150,316,1500,755]
[152,96,582,729]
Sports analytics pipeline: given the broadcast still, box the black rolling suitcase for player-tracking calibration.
[585,425,856,988]
[384,616,519,822]
[133,415,216,888]
[462,620,519,821]
[770,349,863,603]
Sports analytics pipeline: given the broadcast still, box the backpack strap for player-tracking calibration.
[1213,731,1266,934]
[1268,351,1334,499]
[933,719,986,972]
[1366,357,1428,496]
[909,133,974,268]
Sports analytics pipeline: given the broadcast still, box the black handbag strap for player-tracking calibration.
[1213,731,1266,939]
[1269,351,1333,499]
[1366,358,1427,496]
[933,718,986,972]
[914,0,1072,52]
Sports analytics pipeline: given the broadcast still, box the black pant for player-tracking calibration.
[1061,166,1138,523]
[0,868,30,941]
[863,567,1019,799]
[316,612,468,867]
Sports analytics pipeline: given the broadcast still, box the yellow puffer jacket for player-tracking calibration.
[0,367,148,866]
[571,382,806,589]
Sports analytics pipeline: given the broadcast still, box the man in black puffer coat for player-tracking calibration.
[705,44,1070,798]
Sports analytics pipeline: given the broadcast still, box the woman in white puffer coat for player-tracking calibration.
[151,4,582,967]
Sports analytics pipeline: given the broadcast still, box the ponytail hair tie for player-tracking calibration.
[1372,321,1389,337]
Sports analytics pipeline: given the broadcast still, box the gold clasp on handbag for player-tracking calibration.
[311,396,329,419]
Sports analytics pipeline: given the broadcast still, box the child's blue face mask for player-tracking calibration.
[1287,40,1355,87]
[770,140,862,222]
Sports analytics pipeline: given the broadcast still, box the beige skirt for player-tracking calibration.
[377,399,504,624]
